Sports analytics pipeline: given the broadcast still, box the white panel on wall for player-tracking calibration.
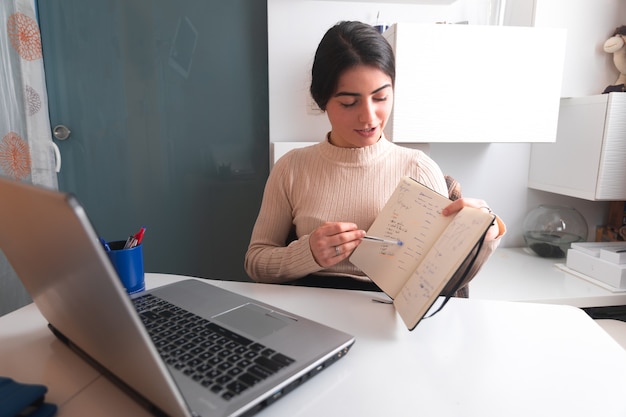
[271,142,317,167]
[384,23,566,143]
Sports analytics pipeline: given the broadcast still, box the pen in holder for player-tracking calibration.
[106,240,145,294]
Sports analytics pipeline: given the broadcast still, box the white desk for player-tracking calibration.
[471,247,626,307]
[2,273,626,417]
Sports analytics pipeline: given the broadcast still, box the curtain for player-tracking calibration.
[0,0,57,316]
[0,0,57,188]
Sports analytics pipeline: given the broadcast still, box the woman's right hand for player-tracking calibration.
[309,222,365,267]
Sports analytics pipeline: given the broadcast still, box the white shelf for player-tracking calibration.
[528,93,626,200]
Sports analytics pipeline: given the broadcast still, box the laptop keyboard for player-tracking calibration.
[133,294,296,401]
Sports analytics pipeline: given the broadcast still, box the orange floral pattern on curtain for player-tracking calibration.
[0,131,31,180]
[6,12,42,61]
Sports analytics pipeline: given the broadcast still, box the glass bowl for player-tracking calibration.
[523,205,588,258]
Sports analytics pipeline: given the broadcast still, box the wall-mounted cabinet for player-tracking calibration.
[528,93,626,201]
[382,23,566,143]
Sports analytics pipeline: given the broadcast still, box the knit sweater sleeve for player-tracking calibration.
[244,152,323,283]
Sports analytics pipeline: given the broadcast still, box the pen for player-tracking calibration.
[133,227,146,246]
[124,226,146,249]
[363,235,403,246]
[123,236,137,249]
[99,237,111,252]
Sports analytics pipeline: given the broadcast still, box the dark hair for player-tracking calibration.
[310,21,395,111]
[613,25,626,36]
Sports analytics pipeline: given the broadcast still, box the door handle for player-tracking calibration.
[52,125,71,140]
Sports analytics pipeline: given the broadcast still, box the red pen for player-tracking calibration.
[133,227,146,246]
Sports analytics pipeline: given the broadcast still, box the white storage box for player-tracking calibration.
[566,248,626,289]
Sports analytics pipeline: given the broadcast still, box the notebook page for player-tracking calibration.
[393,207,494,329]
[350,177,452,298]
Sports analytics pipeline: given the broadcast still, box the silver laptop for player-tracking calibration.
[0,177,355,417]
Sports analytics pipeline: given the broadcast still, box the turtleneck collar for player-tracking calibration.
[318,133,394,166]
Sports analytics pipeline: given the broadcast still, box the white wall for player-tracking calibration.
[532,0,626,97]
[267,0,626,248]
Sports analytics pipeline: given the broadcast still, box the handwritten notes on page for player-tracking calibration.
[393,208,494,330]
[350,177,454,297]
[350,176,495,330]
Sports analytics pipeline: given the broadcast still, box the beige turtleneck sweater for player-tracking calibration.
[245,137,502,293]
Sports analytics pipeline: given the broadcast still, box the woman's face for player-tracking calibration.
[325,65,393,148]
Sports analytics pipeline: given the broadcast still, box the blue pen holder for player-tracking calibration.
[106,241,145,294]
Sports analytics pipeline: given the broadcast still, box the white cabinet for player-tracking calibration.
[382,23,566,143]
[528,93,626,201]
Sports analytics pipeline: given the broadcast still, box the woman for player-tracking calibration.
[245,21,505,294]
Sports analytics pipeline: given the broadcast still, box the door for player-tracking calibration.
[37,0,269,281]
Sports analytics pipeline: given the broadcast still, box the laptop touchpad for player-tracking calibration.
[214,303,296,339]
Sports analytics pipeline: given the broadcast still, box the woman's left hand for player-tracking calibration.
[442,197,500,241]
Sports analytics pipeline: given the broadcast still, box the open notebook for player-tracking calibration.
[0,177,355,417]
[351,177,494,330]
